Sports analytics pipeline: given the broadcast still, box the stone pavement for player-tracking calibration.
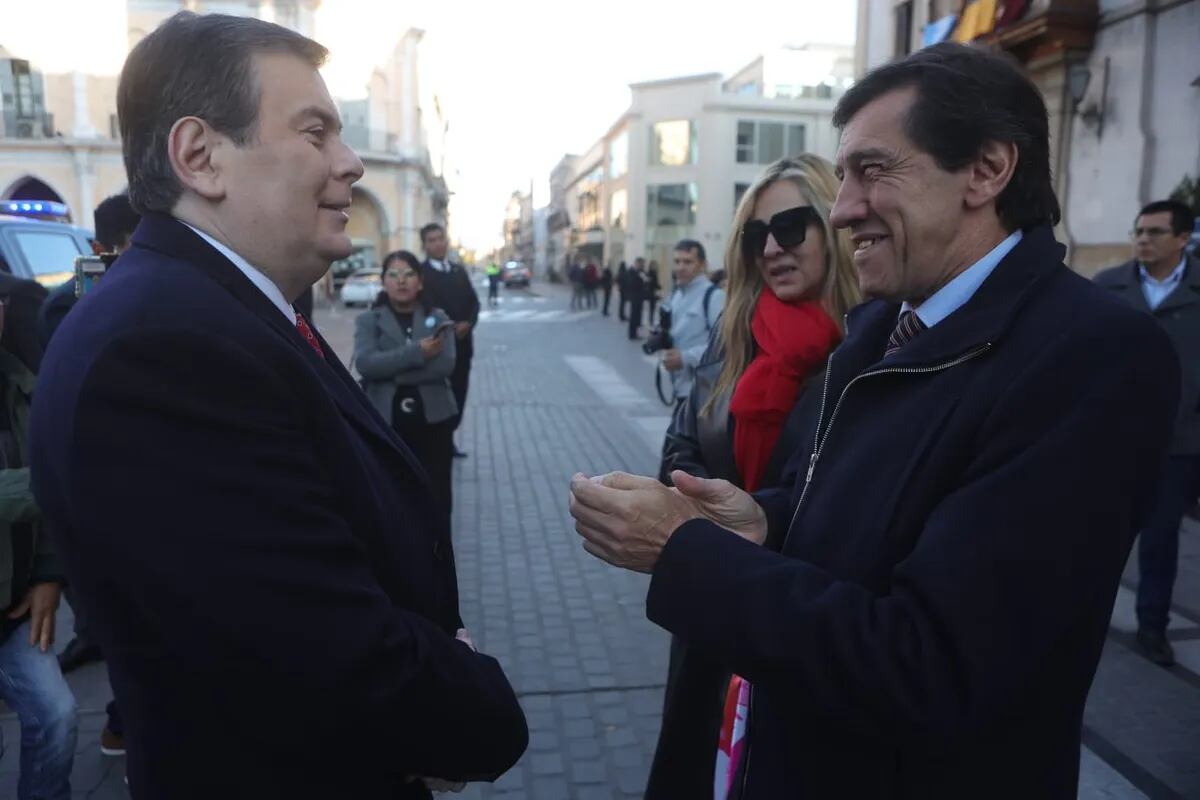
[3,279,1199,798]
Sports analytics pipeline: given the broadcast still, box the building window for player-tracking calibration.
[651,120,697,166]
[609,130,628,178]
[646,183,698,242]
[734,183,750,210]
[11,60,36,118]
[894,1,914,58]
[736,121,807,164]
[610,188,628,229]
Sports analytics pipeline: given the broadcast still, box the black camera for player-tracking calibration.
[642,307,673,355]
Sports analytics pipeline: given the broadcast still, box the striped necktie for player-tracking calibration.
[885,309,926,357]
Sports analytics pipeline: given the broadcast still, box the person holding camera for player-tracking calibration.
[355,250,459,524]
[645,155,860,798]
[652,241,725,416]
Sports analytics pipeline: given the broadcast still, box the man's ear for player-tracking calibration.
[965,139,1019,212]
[167,117,225,202]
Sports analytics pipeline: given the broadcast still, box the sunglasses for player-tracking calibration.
[740,206,821,262]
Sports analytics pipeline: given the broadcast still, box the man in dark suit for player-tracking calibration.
[1095,199,1200,667]
[419,222,479,458]
[29,13,526,798]
[626,257,647,340]
[569,44,1178,798]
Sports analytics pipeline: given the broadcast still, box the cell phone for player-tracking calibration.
[74,254,117,298]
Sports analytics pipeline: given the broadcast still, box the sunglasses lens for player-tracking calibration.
[771,208,813,249]
[742,222,768,261]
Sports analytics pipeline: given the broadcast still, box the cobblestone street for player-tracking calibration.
[3,280,1199,798]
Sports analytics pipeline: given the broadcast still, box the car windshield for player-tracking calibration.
[9,227,86,278]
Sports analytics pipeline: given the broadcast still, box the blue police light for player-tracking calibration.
[2,200,70,220]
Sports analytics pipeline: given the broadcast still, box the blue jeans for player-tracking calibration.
[0,621,78,800]
[1137,454,1200,633]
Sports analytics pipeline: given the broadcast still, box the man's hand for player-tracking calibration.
[419,336,444,360]
[7,582,62,652]
[454,321,472,340]
[670,471,768,545]
[662,348,684,372]
[570,470,766,572]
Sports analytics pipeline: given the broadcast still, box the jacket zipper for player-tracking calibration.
[737,341,991,800]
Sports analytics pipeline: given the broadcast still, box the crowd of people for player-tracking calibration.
[0,9,1195,800]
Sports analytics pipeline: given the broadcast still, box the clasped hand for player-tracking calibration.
[568,470,768,573]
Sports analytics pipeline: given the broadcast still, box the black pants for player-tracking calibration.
[450,355,471,433]
[1137,454,1200,633]
[395,417,455,521]
[602,287,612,315]
[618,291,627,320]
[628,299,644,339]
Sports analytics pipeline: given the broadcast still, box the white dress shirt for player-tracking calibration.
[1138,257,1187,311]
[179,220,295,323]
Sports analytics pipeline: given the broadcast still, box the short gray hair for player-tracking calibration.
[118,12,328,214]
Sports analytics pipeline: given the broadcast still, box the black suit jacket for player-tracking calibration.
[421,260,480,360]
[30,214,527,798]
[647,226,1179,798]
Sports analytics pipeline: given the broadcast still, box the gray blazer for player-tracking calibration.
[1095,256,1200,454]
[353,302,459,426]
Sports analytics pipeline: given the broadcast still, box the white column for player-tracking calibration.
[72,147,95,229]
[72,72,97,139]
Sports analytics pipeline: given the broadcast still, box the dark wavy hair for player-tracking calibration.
[833,42,1060,231]
[374,250,424,308]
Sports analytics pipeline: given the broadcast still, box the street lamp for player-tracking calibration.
[1068,57,1108,139]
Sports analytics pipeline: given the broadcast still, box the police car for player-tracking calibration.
[0,199,94,288]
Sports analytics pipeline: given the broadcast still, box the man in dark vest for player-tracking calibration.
[419,222,480,458]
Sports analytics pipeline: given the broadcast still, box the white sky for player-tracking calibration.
[0,0,856,251]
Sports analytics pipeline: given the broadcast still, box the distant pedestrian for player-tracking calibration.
[569,262,584,310]
[584,261,600,309]
[647,261,662,320]
[600,264,614,316]
[486,262,501,307]
[356,250,459,522]
[627,258,647,340]
[616,261,629,320]
[1094,198,1200,667]
[420,222,480,459]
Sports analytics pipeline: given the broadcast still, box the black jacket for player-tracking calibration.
[31,215,527,798]
[421,260,481,360]
[646,226,1178,798]
[1094,256,1200,454]
[648,325,822,799]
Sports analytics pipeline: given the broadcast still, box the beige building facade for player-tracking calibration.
[546,45,853,288]
[0,0,448,273]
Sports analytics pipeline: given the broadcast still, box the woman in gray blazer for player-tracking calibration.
[354,250,459,519]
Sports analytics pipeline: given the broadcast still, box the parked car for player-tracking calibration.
[0,202,95,288]
[502,261,531,288]
[339,269,381,307]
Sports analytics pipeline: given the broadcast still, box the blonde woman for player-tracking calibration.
[649,154,861,799]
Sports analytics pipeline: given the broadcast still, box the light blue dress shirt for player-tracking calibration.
[904,229,1024,329]
[1138,257,1187,310]
[666,275,725,399]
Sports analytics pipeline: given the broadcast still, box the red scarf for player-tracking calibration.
[729,290,841,492]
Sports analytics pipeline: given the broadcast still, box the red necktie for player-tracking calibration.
[295,312,324,358]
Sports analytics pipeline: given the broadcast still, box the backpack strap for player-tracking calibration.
[702,283,718,331]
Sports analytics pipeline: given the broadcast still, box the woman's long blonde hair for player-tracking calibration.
[702,154,861,417]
